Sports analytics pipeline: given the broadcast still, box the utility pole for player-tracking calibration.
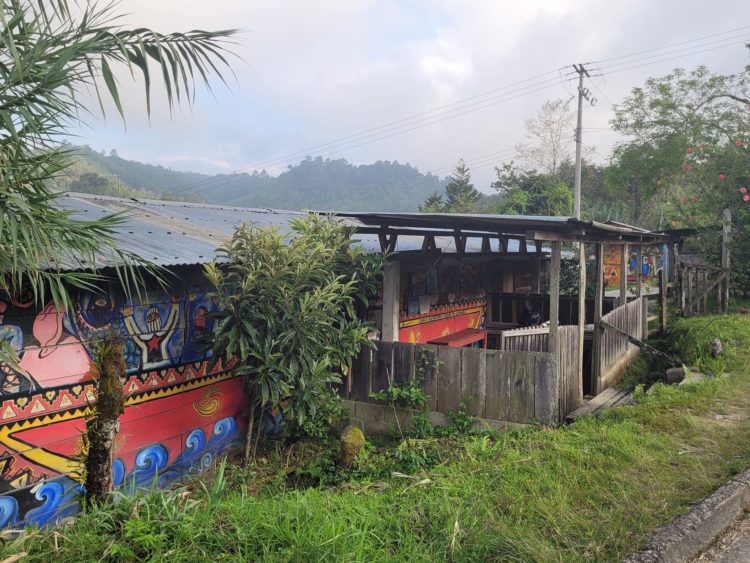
[572,63,596,220]
[572,63,596,408]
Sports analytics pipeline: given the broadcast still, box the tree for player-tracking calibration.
[491,162,573,216]
[204,215,386,462]
[419,192,446,213]
[0,1,235,307]
[612,65,750,292]
[515,99,575,177]
[419,160,481,213]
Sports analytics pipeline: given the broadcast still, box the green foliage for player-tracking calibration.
[205,214,387,437]
[12,312,750,561]
[491,162,573,216]
[369,381,428,409]
[611,65,750,293]
[446,400,476,434]
[0,0,235,307]
[297,390,346,439]
[419,159,481,213]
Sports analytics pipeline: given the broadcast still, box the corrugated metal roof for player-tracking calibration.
[57,193,534,269]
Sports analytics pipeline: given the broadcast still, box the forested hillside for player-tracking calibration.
[68,146,449,211]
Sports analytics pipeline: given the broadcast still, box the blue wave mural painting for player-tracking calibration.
[0,416,240,528]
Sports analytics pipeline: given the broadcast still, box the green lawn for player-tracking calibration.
[5,315,750,562]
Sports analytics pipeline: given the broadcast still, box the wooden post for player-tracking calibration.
[635,245,643,298]
[685,266,693,317]
[576,242,586,408]
[381,259,401,342]
[702,269,708,314]
[722,208,731,313]
[549,241,561,358]
[679,264,686,314]
[641,294,649,340]
[667,242,676,289]
[659,269,667,335]
[592,243,604,395]
[619,243,628,307]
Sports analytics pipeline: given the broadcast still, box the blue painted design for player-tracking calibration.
[0,416,242,529]
[125,443,170,489]
[24,477,82,527]
[0,495,18,528]
[112,458,126,488]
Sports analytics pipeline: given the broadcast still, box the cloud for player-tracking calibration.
[68,0,750,192]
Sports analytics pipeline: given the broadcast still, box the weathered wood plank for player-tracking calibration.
[436,346,461,413]
[484,350,508,421]
[534,352,559,425]
[419,345,439,411]
[351,346,373,401]
[393,342,415,383]
[370,340,393,394]
[508,351,534,423]
[461,347,486,417]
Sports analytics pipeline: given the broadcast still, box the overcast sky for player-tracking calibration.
[68,0,750,193]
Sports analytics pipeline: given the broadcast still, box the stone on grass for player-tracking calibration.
[679,371,706,386]
[340,425,365,468]
[711,338,723,357]
[666,367,687,384]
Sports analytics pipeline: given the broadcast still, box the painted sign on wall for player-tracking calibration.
[0,278,244,527]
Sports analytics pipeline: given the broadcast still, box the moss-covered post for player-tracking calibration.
[84,333,126,503]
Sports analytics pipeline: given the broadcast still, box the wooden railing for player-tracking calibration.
[596,297,644,391]
[347,341,566,425]
[486,292,618,327]
[491,325,550,351]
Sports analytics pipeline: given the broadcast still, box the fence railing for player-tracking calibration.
[596,297,643,390]
[347,341,564,425]
[491,325,550,351]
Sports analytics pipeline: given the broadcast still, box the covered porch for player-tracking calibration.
[341,212,667,423]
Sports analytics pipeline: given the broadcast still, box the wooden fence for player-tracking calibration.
[556,325,580,419]
[347,341,565,425]
[596,297,643,391]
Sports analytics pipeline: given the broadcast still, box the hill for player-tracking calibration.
[68,147,449,212]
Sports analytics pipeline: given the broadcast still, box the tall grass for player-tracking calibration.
[5,315,750,562]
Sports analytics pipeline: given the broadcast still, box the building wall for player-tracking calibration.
[0,269,245,527]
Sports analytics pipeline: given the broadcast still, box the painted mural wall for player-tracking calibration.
[0,273,245,527]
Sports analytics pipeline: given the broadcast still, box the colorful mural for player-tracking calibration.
[0,281,244,527]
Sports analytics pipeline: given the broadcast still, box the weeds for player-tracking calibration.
[7,315,750,562]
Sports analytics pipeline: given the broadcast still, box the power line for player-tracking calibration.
[163,26,750,201]
[164,75,570,198]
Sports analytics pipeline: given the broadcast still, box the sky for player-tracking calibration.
[69,0,750,193]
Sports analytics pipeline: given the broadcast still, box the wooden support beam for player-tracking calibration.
[421,234,436,252]
[659,269,667,335]
[454,230,467,254]
[667,242,676,286]
[619,243,628,307]
[685,266,693,316]
[498,235,508,252]
[378,231,398,253]
[592,243,604,395]
[549,241,561,358]
[576,242,586,408]
[534,240,543,254]
[635,245,642,298]
[381,260,401,342]
[517,237,528,254]
[481,236,491,253]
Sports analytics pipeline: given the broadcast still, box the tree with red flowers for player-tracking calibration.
[612,65,750,295]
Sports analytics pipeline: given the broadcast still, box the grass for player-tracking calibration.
[5,314,750,562]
